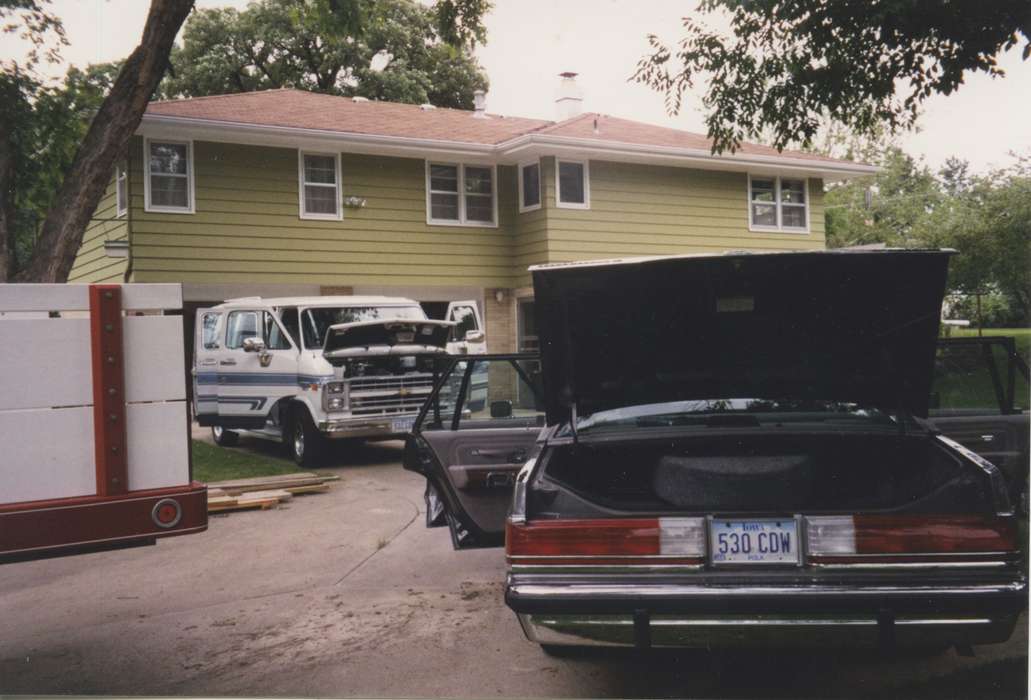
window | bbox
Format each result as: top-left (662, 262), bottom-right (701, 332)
top-left (519, 160), bottom-right (541, 212)
top-left (115, 163), bottom-right (128, 218)
top-left (556, 159), bottom-right (589, 209)
top-left (299, 152), bottom-right (342, 220)
top-left (448, 304), bottom-right (479, 342)
top-left (422, 358), bottom-right (543, 431)
top-left (279, 307), bottom-right (301, 347)
top-left (749, 176), bottom-right (809, 232)
top-left (225, 311), bottom-right (259, 349)
top-left (426, 162), bottom-right (497, 226)
top-left (201, 312), bottom-right (221, 349)
top-left (145, 139), bottom-right (193, 213)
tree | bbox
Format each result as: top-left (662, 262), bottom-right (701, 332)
top-left (160, 0), bottom-right (489, 109)
top-left (633, 1), bottom-right (1030, 154)
top-left (825, 147), bottom-right (1031, 324)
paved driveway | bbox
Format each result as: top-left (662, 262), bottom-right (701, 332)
top-left (1, 435), bottom-right (1027, 698)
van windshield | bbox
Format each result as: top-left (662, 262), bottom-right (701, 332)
top-left (302, 306), bottom-right (425, 349)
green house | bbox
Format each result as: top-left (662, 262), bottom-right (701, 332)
top-left (71, 83), bottom-right (873, 353)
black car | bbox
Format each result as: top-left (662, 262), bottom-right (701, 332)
top-left (403, 249), bottom-right (1027, 652)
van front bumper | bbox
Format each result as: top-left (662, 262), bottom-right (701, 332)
top-left (318, 416), bottom-right (415, 439)
top-left (506, 576), bottom-right (1027, 649)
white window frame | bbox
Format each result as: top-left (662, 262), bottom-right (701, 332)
top-left (115, 163), bottom-right (128, 218)
top-left (555, 158), bottom-right (590, 210)
top-left (518, 159), bottom-right (542, 213)
top-left (298, 150), bottom-right (343, 221)
top-left (425, 161), bottom-right (498, 228)
top-left (748, 175), bottom-right (810, 234)
top-left (143, 138), bottom-right (195, 214)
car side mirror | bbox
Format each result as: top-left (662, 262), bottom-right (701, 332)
top-left (464, 329), bottom-right (485, 344)
top-left (490, 400), bottom-right (513, 418)
top-left (242, 337), bottom-right (266, 353)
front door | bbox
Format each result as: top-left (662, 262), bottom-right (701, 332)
top-left (404, 354), bottom-right (544, 549)
top-left (217, 309), bottom-right (300, 428)
top-left (445, 300), bottom-right (485, 354)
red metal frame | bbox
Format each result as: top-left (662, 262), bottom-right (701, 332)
top-left (90, 284), bottom-right (128, 496)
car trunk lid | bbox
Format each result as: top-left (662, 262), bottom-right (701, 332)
top-left (530, 249), bottom-right (953, 425)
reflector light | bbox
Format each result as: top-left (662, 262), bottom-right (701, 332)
top-left (806, 515), bottom-right (1017, 559)
top-left (506, 517), bottom-right (705, 563)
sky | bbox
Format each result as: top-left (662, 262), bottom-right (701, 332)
top-left (3, 0), bottom-right (1029, 173)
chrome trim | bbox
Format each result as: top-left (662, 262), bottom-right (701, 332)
top-left (809, 560), bottom-right (1011, 570)
top-left (508, 581), bottom-right (1026, 599)
top-left (510, 564), bottom-right (705, 574)
top-left (508, 554), bottom-right (703, 561)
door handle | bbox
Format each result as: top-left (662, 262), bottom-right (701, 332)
top-left (472, 448), bottom-right (526, 463)
top-left (199, 358), bottom-right (217, 366)
top-left (220, 359), bottom-right (237, 366)
top-left (980, 434), bottom-right (996, 443)
top-left (485, 472), bottom-right (515, 488)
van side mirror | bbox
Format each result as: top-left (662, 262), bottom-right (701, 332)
top-left (490, 400), bottom-right (513, 418)
top-left (464, 329), bottom-right (485, 344)
top-left (242, 337), bottom-right (266, 353)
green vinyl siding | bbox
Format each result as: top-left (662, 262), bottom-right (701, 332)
top-left (129, 140), bottom-right (519, 287)
top-left (76, 137), bottom-right (827, 289)
top-left (68, 170), bottom-right (128, 283)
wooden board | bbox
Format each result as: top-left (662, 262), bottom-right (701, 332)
top-left (0, 284), bottom-right (182, 312)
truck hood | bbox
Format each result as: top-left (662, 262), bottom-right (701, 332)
top-left (531, 249), bottom-right (953, 426)
top-left (322, 319), bottom-right (453, 357)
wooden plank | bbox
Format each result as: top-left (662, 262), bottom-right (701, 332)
top-left (205, 472), bottom-right (323, 489)
top-left (0, 406), bottom-right (95, 504)
top-left (0, 284), bottom-right (181, 312)
top-left (126, 401), bottom-right (190, 491)
top-left (284, 484), bottom-right (330, 495)
top-left (123, 316), bottom-right (186, 403)
top-left (216, 478), bottom-right (326, 495)
top-left (235, 489), bottom-right (293, 502)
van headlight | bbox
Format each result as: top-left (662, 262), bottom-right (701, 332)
top-left (323, 382), bottom-right (349, 412)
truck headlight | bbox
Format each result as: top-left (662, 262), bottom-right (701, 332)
top-left (323, 381), bottom-right (349, 412)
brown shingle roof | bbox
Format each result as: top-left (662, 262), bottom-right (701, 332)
top-left (145, 89), bottom-right (861, 166)
top-left (540, 113), bottom-right (845, 163)
top-left (146, 88), bottom-right (551, 145)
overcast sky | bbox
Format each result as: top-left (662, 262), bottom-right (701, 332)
top-left (4, 0), bottom-right (1029, 173)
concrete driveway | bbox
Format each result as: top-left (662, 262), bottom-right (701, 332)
top-left (1, 435), bottom-right (1027, 698)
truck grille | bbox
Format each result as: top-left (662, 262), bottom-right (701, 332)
top-left (348, 373), bottom-right (436, 416)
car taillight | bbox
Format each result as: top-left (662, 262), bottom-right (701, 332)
top-left (806, 515), bottom-right (1017, 563)
top-left (506, 517), bottom-right (705, 565)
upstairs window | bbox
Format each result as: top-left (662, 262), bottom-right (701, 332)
top-left (426, 162), bottom-right (496, 226)
top-left (556, 159), bottom-right (589, 209)
top-left (299, 152), bottom-right (342, 220)
top-left (519, 160), bottom-right (541, 212)
top-left (749, 175), bottom-right (809, 232)
top-left (115, 163), bottom-right (128, 218)
top-left (145, 139), bottom-right (193, 213)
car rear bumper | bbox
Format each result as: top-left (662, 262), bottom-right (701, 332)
top-left (507, 577), bottom-right (1027, 649)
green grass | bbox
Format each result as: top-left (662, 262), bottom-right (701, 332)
top-left (950, 326), bottom-right (1031, 362)
top-left (191, 439), bottom-right (301, 484)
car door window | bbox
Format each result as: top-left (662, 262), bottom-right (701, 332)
top-left (423, 357), bottom-right (543, 431)
top-left (448, 304), bottom-right (478, 342)
top-left (225, 311), bottom-right (259, 350)
top-left (200, 312), bottom-right (221, 349)
top-left (279, 307), bottom-right (300, 348)
top-left (930, 340), bottom-right (1029, 415)
top-left (263, 311), bottom-right (292, 350)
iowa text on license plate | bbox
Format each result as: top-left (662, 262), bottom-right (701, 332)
top-left (710, 519), bottom-right (799, 564)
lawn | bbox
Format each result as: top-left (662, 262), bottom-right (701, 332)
top-left (950, 326), bottom-right (1031, 363)
top-left (191, 439), bottom-right (301, 483)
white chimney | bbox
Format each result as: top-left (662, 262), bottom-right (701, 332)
top-left (555, 71), bottom-right (583, 120)
top-left (473, 89), bottom-right (488, 118)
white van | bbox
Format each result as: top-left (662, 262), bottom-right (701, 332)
top-left (193, 296), bottom-right (485, 465)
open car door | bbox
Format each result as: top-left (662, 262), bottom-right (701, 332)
top-left (928, 336), bottom-right (1030, 511)
top-left (192, 307), bottom-right (220, 426)
top-left (403, 354), bottom-right (544, 549)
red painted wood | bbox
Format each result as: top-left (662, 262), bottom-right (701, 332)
top-left (0, 483), bottom-right (207, 555)
top-left (89, 285), bottom-right (128, 496)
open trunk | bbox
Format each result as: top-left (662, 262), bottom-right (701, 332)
top-left (535, 432), bottom-right (994, 516)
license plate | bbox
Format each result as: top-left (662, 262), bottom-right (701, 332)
top-left (391, 417), bottom-right (415, 434)
top-left (710, 519), bottom-right (799, 565)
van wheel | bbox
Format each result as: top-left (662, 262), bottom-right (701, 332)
top-left (212, 426), bottom-right (239, 446)
top-left (288, 407), bottom-right (324, 467)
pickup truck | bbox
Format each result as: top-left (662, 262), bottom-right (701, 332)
top-left (193, 295), bottom-right (486, 466)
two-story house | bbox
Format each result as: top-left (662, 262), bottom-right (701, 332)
top-left (71, 77), bottom-right (873, 353)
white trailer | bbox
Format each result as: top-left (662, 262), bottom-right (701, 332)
top-left (0, 283), bottom-right (206, 562)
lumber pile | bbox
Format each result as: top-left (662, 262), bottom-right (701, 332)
top-left (206, 472), bottom-right (339, 513)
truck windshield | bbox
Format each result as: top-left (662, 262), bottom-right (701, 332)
top-left (564, 398), bottom-right (897, 435)
top-left (301, 306), bottom-right (425, 349)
